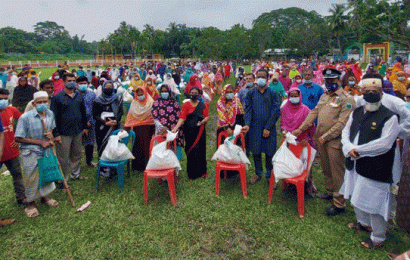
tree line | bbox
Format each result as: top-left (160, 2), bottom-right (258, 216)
top-left (0, 2), bottom-right (409, 60)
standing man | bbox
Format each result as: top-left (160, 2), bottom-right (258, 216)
top-left (242, 69), bottom-right (280, 184)
top-left (77, 66), bottom-right (85, 78)
top-left (0, 89), bottom-right (26, 205)
top-left (85, 66), bottom-right (93, 82)
top-left (298, 69), bottom-right (324, 110)
top-left (51, 73), bottom-right (89, 183)
top-left (293, 68), bottom-right (356, 216)
top-left (0, 67), bottom-right (10, 89)
top-left (238, 73), bottom-right (256, 107)
top-left (25, 80), bottom-right (54, 113)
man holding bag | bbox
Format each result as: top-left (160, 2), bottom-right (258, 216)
top-left (15, 91), bottom-right (61, 218)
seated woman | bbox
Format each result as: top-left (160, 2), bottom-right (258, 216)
top-left (344, 76), bottom-right (361, 97)
top-left (216, 84), bottom-right (244, 139)
top-left (151, 84), bottom-right (184, 159)
top-left (280, 87), bottom-right (316, 194)
top-left (124, 86), bottom-right (155, 171)
top-left (172, 87), bottom-right (209, 180)
top-left (145, 77), bottom-right (159, 100)
top-left (129, 73), bottom-right (144, 93)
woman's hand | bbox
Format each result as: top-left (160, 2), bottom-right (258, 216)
top-left (171, 127), bottom-right (178, 133)
top-left (300, 139), bottom-right (308, 147)
top-left (226, 128), bottom-right (233, 136)
top-left (161, 127), bottom-right (168, 134)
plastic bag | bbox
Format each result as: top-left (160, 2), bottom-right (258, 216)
top-left (37, 149), bottom-right (64, 187)
top-left (211, 125), bottom-right (251, 166)
top-left (272, 133), bottom-right (304, 182)
top-left (146, 131), bottom-right (181, 171)
top-left (101, 134), bottom-right (135, 162)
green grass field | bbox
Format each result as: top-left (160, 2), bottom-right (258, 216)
top-left (0, 67), bottom-right (409, 259)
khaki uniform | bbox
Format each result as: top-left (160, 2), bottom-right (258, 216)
top-left (299, 88), bottom-right (356, 208)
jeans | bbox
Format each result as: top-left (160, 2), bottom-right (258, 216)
top-left (253, 153), bottom-right (273, 179)
top-left (84, 144), bottom-right (94, 165)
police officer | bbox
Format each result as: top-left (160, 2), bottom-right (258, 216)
top-left (293, 68), bottom-right (356, 216)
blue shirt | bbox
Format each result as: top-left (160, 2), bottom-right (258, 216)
top-left (244, 87), bottom-right (280, 156)
top-left (0, 73), bottom-right (8, 89)
top-left (298, 83), bottom-right (324, 110)
top-left (51, 90), bottom-right (88, 136)
top-left (15, 109), bottom-right (56, 155)
top-left (77, 70), bottom-right (85, 77)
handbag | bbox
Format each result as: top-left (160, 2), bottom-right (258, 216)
top-left (37, 148), bottom-right (64, 188)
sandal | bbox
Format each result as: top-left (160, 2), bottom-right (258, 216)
top-left (386, 252), bottom-right (398, 260)
top-left (25, 207), bottom-right (39, 218)
top-left (360, 239), bottom-right (384, 249)
top-left (73, 176), bottom-right (89, 181)
top-left (348, 222), bottom-right (373, 232)
top-left (0, 219), bottom-right (15, 227)
top-left (41, 198), bottom-right (59, 208)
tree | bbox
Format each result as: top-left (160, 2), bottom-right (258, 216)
top-left (348, 0), bottom-right (410, 49)
top-left (327, 4), bottom-right (349, 54)
top-left (34, 21), bottom-right (68, 39)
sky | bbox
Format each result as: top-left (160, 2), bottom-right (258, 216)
top-left (0, 0), bottom-right (347, 42)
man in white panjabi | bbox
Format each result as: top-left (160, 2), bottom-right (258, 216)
top-left (340, 78), bottom-right (400, 249)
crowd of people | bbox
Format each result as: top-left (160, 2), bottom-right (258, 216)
top-left (1, 58), bottom-right (410, 252)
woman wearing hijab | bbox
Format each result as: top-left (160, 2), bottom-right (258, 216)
top-left (183, 67), bottom-right (194, 83)
top-left (201, 72), bottom-right (214, 99)
top-left (382, 80), bottom-right (395, 96)
top-left (341, 68), bottom-right (357, 88)
top-left (172, 86), bottom-right (209, 180)
top-left (392, 71), bottom-right (409, 99)
top-left (145, 69), bottom-right (157, 82)
top-left (124, 86), bottom-right (155, 171)
top-left (217, 84), bottom-right (244, 139)
top-left (184, 74), bottom-right (202, 96)
top-left (214, 68), bottom-right (224, 95)
top-left (145, 77), bottom-right (159, 100)
top-left (344, 76), bottom-right (361, 97)
top-left (151, 84), bottom-right (184, 159)
top-left (92, 81), bottom-right (123, 156)
top-left (162, 72), bottom-right (180, 98)
top-left (12, 76), bottom-right (38, 112)
top-left (290, 74), bottom-right (303, 89)
top-left (129, 73), bottom-right (144, 93)
top-left (280, 87), bottom-right (316, 194)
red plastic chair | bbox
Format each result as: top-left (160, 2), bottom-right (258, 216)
top-left (143, 134), bottom-right (178, 206)
top-left (268, 140), bottom-right (312, 218)
top-left (215, 131), bottom-right (248, 199)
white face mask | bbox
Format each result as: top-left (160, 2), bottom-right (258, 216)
top-left (289, 97), bottom-right (300, 104)
top-left (296, 79), bottom-right (302, 84)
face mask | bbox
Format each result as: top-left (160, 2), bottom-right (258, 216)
top-left (226, 93), bottom-right (234, 100)
top-left (167, 76), bottom-right (171, 80)
top-left (325, 82), bottom-right (339, 92)
top-left (147, 82), bottom-right (152, 85)
top-left (398, 76), bottom-right (406, 81)
top-left (348, 81), bottom-right (356, 86)
top-left (54, 76), bottom-right (59, 80)
top-left (0, 99), bottom-right (9, 109)
top-left (363, 92), bottom-right (381, 103)
top-left (289, 97), bottom-right (300, 104)
top-left (191, 95), bottom-right (199, 101)
top-left (103, 88), bottom-right (113, 96)
top-left (78, 84), bottom-right (88, 92)
top-left (31, 75), bottom-right (36, 79)
top-left (149, 72), bottom-right (152, 75)
top-left (12, 72), bottom-right (16, 76)
top-left (66, 82), bottom-right (77, 90)
top-left (246, 82), bottom-right (253, 87)
top-left (304, 80), bottom-right (312, 84)
top-left (135, 77), bottom-right (139, 80)
top-left (137, 95), bottom-right (145, 101)
top-left (257, 78), bottom-right (266, 87)
top-left (161, 92), bottom-right (169, 99)
top-left (296, 79), bottom-right (302, 84)
top-left (0, 72), bottom-right (3, 75)
top-left (282, 73), bottom-right (286, 77)
top-left (36, 103), bottom-right (48, 113)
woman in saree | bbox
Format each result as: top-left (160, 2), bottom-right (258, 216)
top-left (216, 84), bottom-right (244, 139)
top-left (151, 84), bottom-right (184, 159)
top-left (201, 72), bottom-right (214, 100)
top-left (124, 86), bottom-right (155, 171)
top-left (172, 86), bottom-right (209, 180)
top-left (214, 67), bottom-right (224, 95)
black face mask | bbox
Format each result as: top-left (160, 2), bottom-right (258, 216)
top-left (103, 88), bottom-right (113, 96)
top-left (190, 95), bottom-right (199, 101)
top-left (363, 92), bottom-right (381, 103)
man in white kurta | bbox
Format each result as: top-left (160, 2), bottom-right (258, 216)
top-left (340, 78), bottom-right (400, 248)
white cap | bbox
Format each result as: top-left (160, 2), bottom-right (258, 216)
top-left (33, 91), bottom-right (49, 100)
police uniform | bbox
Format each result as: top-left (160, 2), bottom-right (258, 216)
top-left (298, 68), bottom-right (356, 213)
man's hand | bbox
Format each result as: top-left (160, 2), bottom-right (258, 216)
top-left (40, 140), bottom-right (54, 149)
top-left (10, 141), bottom-right (19, 148)
top-left (318, 137), bottom-right (326, 145)
top-left (54, 136), bottom-right (62, 143)
top-left (44, 131), bottom-right (53, 140)
top-left (82, 129), bottom-right (89, 136)
top-left (292, 129), bottom-right (302, 137)
top-left (348, 149), bottom-right (360, 158)
top-left (241, 125), bottom-right (249, 133)
top-left (263, 129), bottom-right (270, 138)
top-left (87, 122), bottom-right (92, 128)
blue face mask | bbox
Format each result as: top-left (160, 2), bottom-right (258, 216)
top-left (246, 82), bottom-right (253, 87)
top-left (78, 84), bottom-right (88, 92)
top-left (325, 83), bottom-right (339, 92)
top-left (36, 103), bottom-right (48, 113)
top-left (304, 80), bottom-right (312, 84)
top-left (226, 93), bottom-right (234, 100)
top-left (161, 92), bottom-right (169, 99)
top-left (0, 99), bottom-right (8, 109)
top-left (66, 82), bottom-right (77, 90)
top-left (257, 78), bottom-right (267, 87)
top-left (137, 95), bottom-right (145, 101)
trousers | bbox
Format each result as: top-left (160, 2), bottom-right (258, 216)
top-left (354, 206), bottom-right (388, 243)
top-left (253, 153), bottom-right (273, 179)
top-left (55, 133), bottom-right (82, 181)
top-left (3, 156), bottom-right (26, 201)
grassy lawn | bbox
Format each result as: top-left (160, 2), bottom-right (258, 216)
top-left (1, 66), bottom-right (409, 259)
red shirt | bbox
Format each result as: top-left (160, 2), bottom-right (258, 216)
top-left (91, 76), bottom-right (99, 89)
top-left (1, 106), bottom-right (22, 162)
top-left (180, 101), bottom-right (209, 120)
